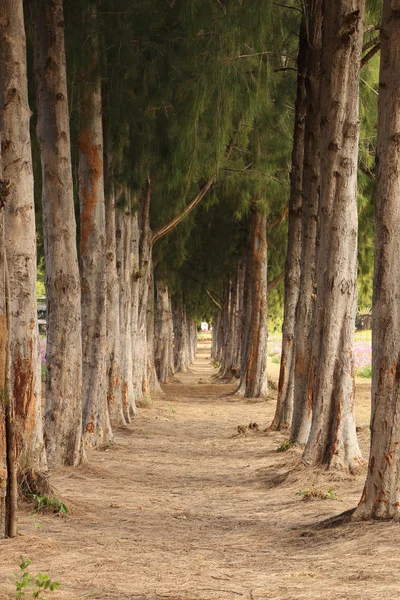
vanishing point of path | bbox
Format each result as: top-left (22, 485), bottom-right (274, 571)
top-left (2, 343), bottom-right (400, 599)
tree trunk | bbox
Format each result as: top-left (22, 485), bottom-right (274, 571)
top-left (290, 0), bottom-right (323, 445)
top-left (31, 0), bottom-right (83, 466)
top-left (154, 275), bottom-right (174, 383)
top-left (173, 301), bottom-right (190, 373)
top-left (353, 2), bottom-right (400, 519)
top-left (78, 3), bottom-right (112, 447)
top-left (0, 172), bottom-right (17, 538)
top-left (0, 0), bottom-right (47, 475)
top-left (271, 19), bottom-right (307, 431)
top-left (105, 184), bottom-right (126, 427)
top-left (302, 0), bottom-right (365, 471)
top-left (116, 202), bottom-right (137, 421)
top-left (240, 205), bottom-right (268, 398)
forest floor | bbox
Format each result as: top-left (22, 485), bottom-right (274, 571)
top-left (1, 342), bottom-right (400, 600)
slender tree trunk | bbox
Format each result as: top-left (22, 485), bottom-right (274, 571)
top-left (0, 0), bottom-right (47, 475)
top-left (353, 3), bottom-right (400, 519)
top-left (154, 275), bottom-right (174, 383)
top-left (290, 0), bottom-right (323, 444)
top-left (173, 301), bottom-right (190, 372)
top-left (272, 20), bottom-right (307, 430)
top-left (0, 173), bottom-right (17, 538)
top-left (105, 184), bottom-right (126, 427)
top-left (240, 205), bottom-right (268, 398)
top-left (31, 0), bottom-right (83, 466)
top-left (302, 0), bottom-right (365, 471)
top-left (78, 3), bottom-right (112, 447)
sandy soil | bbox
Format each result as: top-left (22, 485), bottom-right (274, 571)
top-left (1, 342), bottom-right (399, 600)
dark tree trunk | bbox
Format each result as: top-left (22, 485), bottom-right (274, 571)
top-left (239, 205), bottom-right (268, 398)
top-left (290, 0), bottom-right (323, 445)
top-left (302, 0), bottom-right (365, 471)
top-left (272, 19), bottom-right (308, 430)
top-left (31, 0), bottom-right (83, 466)
top-left (353, 2), bottom-right (400, 519)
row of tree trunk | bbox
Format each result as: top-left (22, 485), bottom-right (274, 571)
top-left (0, 0), bottom-right (199, 538)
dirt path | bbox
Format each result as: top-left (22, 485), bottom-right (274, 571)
top-left (1, 343), bottom-right (400, 600)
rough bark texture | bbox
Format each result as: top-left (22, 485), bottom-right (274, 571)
top-left (0, 174), bottom-right (16, 538)
top-left (302, 0), bottom-right (365, 471)
top-left (173, 301), bottom-right (191, 373)
top-left (79, 3), bottom-right (112, 448)
top-left (272, 21), bottom-right (308, 430)
top-left (31, 0), bottom-right (83, 466)
top-left (0, 0), bottom-right (47, 473)
top-left (240, 206), bottom-right (268, 398)
top-left (353, 3), bottom-right (400, 519)
top-left (154, 276), bottom-right (174, 383)
top-left (116, 203), bottom-right (137, 421)
top-left (290, 0), bottom-right (323, 445)
top-left (105, 185), bottom-right (126, 427)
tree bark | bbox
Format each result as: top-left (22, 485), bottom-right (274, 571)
top-left (290, 0), bottom-right (323, 445)
top-left (173, 301), bottom-right (190, 373)
top-left (353, 2), bottom-right (400, 519)
top-left (0, 0), bottom-right (47, 474)
top-left (78, 2), bottom-right (112, 447)
top-left (154, 275), bottom-right (174, 383)
top-left (271, 19), bottom-right (308, 431)
top-left (302, 0), bottom-right (365, 471)
top-left (240, 205), bottom-right (268, 398)
top-left (31, 0), bottom-right (83, 466)
top-left (0, 169), bottom-right (17, 538)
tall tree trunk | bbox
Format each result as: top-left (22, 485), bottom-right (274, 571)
top-left (78, 3), bottom-right (112, 447)
top-left (0, 0), bottom-right (47, 475)
top-left (31, 0), bottom-right (83, 466)
top-left (272, 19), bottom-right (308, 431)
top-left (173, 301), bottom-right (190, 373)
top-left (116, 202), bottom-right (137, 421)
top-left (353, 3), bottom-right (400, 519)
top-left (105, 184), bottom-right (126, 427)
top-left (154, 275), bottom-right (174, 383)
top-left (240, 205), bottom-right (268, 398)
top-left (0, 173), bottom-right (17, 538)
top-left (290, 0), bottom-right (323, 445)
top-left (302, 0), bottom-right (365, 471)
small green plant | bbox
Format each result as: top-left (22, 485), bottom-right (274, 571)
top-left (355, 365), bottom-right (372, 378)
top-left (31, 494), bottom-right (68, 516)
top-left (212, 360), bottom-right (220, 369)
top-left (277, 439), bottom-right (295, 453)
top-left (168, 403), bottom-right (176, 414)
top-left (271, 355), bottom-right (281, 364)
top-left (296, 487), bottom-right (338, 501)
top-left (15, 556), bottom-right (60, 599)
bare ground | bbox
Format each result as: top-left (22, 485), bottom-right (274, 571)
top-left (1, 343), bottom-right (400, 600)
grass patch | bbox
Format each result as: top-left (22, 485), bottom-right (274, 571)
top-left (355, 365), bottom-right (372, 378)
top-left (31, 494), bottom-right (68, 515)
top-left (277, 439), bottom-right (295, 453)
top-left (296, 487), bottom-right (338, 501)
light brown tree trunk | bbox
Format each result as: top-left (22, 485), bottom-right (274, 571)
top-left (116, 203), bottom-right (137, 421)
top-left (154, 275), bottom-right (174, 383)
top-left (302, 0), bottom-right (365, 471)
top-left (105, 183), bottom-right (126, 427)
top-left (0, 0), bottom-right (47, 475)
top-left (31, 0), bottom-right (83, 466)
top-left (272, 19), bottom-right (307, 431)
top-left (290, 0), bottom-right (323, 445)
top-left (353, 3), bottom-right (400, 519)
top-left (78, 3), bottom-right (112, 447)
top-left (240, 205), bottom-right (268, 398)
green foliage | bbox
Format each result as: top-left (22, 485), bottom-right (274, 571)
top-left (277, 439), bottom-right (294, 453)
top-left (30, 495), bottom-right (68, 516)
top-left (355, 365), bottom-right (372, 379)
top-left (15, 556), bottom-right (60, 599)
top-left (296, 487), bottom-right (338, 501)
